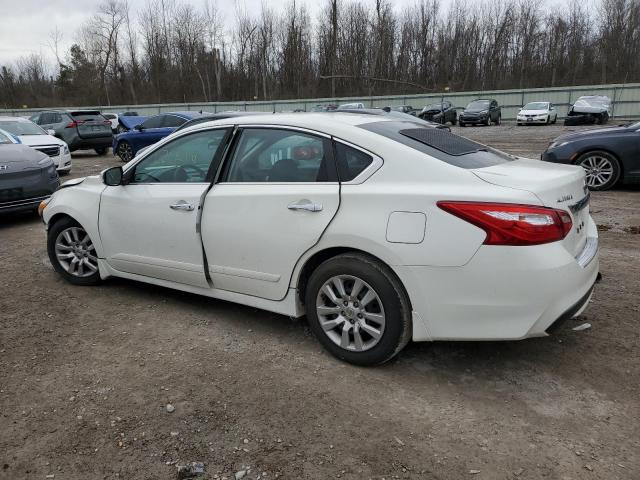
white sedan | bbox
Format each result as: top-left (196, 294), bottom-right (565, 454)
top-left (0, 116), bottom-right (72, 173)
top-left (516, 102), bottom-right (558, 125)
top-left (40, 113), bottom-right (599, 365)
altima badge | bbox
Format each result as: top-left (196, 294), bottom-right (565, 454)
top-left (557, 194), bottom-right (573, 203)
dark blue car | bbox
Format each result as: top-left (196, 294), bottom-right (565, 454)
top-left (113, 111), bottom-right (205, 162)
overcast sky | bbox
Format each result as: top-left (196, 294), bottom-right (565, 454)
top-left (0, 0), bottom-right (463, 66)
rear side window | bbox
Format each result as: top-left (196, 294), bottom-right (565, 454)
top-left (359, 121), bottom-right (513, 169)
top-left (335, 143), bottom-right (374, 181)
top-left (163, 115), bottom-right (187, 127)
top-left (141, 115), bottom-right (163, 129)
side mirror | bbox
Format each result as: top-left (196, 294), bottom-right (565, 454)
top-left (134, 124), bottom-right (144, 131)
top-left (103, 166), bottom-right (123, 186)
top-left (47, 129), bottom-right (56, 136)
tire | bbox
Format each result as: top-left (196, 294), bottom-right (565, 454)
top-left (451, 114), bottom-right (457, 126)
top-left (576, 150), bottom-right (621, 191)
top-left (116, 141), bottom-right (133, 162)
top-left (95, 147), bottom-right (108, 156)
top-left (546, 115), bottom-right (551, 125)
top-left (305, 253), bottom-right (412, 366)
top-left (552, 115), bottom-right (557, 124)
top-left (459, 122), bottom-right (465, 127)
top-left (47, 217), bottom-right (101, 286)
top-left (485, 115), bottom-right (491, 126)
top-left (495, 114), bottom-right (501, 126)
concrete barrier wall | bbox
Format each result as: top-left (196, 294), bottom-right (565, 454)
top-left (2, 83), bottom-right (639, 120)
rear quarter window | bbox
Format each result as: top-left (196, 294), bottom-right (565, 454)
top-left (358, 120), bottom-right (514, 169)
top-left (335, 143), bottom-right (374, 181)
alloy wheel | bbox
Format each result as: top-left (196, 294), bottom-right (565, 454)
top-left (118, 143), bottom-right (133, 162)
top-left (315, 275), bottom-right (386, 352)
top-left (579, 155), bottom-right (614, 189)
top-left (54, 226), bottom-right (98, 278)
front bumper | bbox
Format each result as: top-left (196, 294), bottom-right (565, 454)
top-left (517, 116), bottom-right (547, 124)
top-left (397, 220), bottom-right (599, 341)
top-left (459, 114), bottom-right (488, 124)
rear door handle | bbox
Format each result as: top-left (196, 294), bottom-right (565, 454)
top-left (288, 199), bottom-right (323, 212)
top-left (170, 201), bottom-right (195, 211)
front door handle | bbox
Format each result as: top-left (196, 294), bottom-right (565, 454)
top-left (288, 199), bottom-right (323, 212)
top-left (170, 201), bottom-right (195, 211)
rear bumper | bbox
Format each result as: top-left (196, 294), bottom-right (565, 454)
top-left (398, 219), bottom-right (600, 341)
top-left (68, 137), bottom-right (112, 151)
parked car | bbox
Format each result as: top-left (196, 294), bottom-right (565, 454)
top-left (103, 113), bottom-right (119, 133)
top-left (121, 111), bottom-right (139, 116)
top-left (564, 96), bottom-right (611, 126)
top-left (458, 99), bottom-right (501, 126)
top-left (516, 102), bottom-right (558, 125)
top-left (388, 105), bottom-right (417, 116)
top-left (0, 116), bottom-right (72, 173)
top-left (113, 111), bottom-right (205, 162)
top-left (338, 103), bottom-right (365, 110)
top-left (542, 120), bottom-right (640, 190)
top-left (29, 110), bottom-right (113, 155)
top-left (0, 129), bottom-right (59, 214)
top-left (310, 104), bottom-right (338, 112)
top-left (331, 108), bottom-right (450, 130)
top-left (419, 101), bottom-right (457, 125)
top-left (41, 113), bottom-right (598, 366)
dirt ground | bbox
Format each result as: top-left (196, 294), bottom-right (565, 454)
top-left (1, 123), bottom-right (639, 480)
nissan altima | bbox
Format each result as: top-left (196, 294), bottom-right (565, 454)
top-left (40, 113), bottom-right (599, 365)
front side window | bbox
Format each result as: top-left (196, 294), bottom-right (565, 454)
top-left (131, 129), bottom-right (229, 183)
top-left (141, 115), bottom-right (163, 129)
top-left (225, 128), bottom-right (335, 182)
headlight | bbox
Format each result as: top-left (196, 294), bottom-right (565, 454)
top-left (63, 144), bottom-right (69, 155)
top-left (479, 110), bottom-right (489, 115)
top-left (548, 141), bottom-right (569, 149)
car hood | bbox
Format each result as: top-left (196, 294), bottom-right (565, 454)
top-left (518, 109), bottom-right (548, 115)
top-left (0, 144), bottom-right (49, 172)
top-left (18, 134), bottom-right (65, 147)
top-left (118, 116), bottom-right (148, 129)
top-left (553, 125), bottom-right (632, 143)
top-left (463, 108), bottom-right (487, 113)
top-left (571, 104), bottom-right (609, 114)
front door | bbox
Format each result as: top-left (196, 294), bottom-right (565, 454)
top-left (201, 127), bottom-right (340, 300)
top-left (99, 128), bottom-right (230, 287)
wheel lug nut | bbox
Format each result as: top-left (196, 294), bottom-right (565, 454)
top-left (357, 313), bottom-right (363, 318)
top-left (353, 302), bottom-right (359, 307)
top-left (343, 301), bottom-right (348, 306)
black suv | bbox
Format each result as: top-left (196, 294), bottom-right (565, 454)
top-left (419, 101), bottom-right (457, 125)
top-left (459, 99), bottom-right (501, 127)
top-left (30, 110), bottom-right (113, 155)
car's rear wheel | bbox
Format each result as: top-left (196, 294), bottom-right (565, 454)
top-left (459, 121), bottom-right (465, 127)
top-left (47, 217), bottom-right (101, 286)
top-left (451, 114), bottom-right (457, 126)
top-left (117, 141), bottom-right (133, 162)
top-left (305, 253), bottom-right (411, 366)
top-left (577, 151), bottom-right (621, 191)
top-left (95, 147), bottom-right (108, 156)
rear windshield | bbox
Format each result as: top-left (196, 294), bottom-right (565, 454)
top-left (358, 121), bottom-right (514, 169)
top-left (71, 111), bottom-right (105, 121)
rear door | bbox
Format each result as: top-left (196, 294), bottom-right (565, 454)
top-left (71, 111), bottom-right (112, 139)
top-left (201, 127), bottom-right (340, 300)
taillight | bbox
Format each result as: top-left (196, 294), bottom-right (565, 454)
top-left (437, 201), bottom-right (572, 246)
top-left (65, 120), bottom-right (84, 128)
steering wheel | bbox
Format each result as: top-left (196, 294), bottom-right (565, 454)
top-left (173, 164), bottom-right (208, 182)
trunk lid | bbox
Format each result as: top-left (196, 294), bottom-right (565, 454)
top-left (71, 111), bottom-right (112, 139)
top-left (472, 158), bottom-right (590, 256)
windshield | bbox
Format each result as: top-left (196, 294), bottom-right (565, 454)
top-left (359, 121), bottom-right (513, 169)
top-left (0, 120), bottom-right (46, 136)
top-left (425, 103), bottom-right (444, 110)
top-left (523, 102), bottom-right (548, 110)
top-left (466, 100), bottom-right (490, 110)
top-left (0, 129), bottom-right (15, 144)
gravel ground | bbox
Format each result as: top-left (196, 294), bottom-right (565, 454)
top-left (1, 123), bottom-right (639, 480)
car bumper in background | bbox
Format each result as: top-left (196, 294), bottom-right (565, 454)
top-left (397, 219), bottom-right (599, 342)
top-left (517, 116), bottom-right (547, 124)
top-left (69, 137), bottom-right (113, 151)
top-left (459, 115), bottom-right (487, 124)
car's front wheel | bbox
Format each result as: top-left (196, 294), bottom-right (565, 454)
top-left (47, 217), bottom-right (101, 285)
top-left (577, 150), bottom-right (621, 191)
top-left (117, 141), bottom-right (133, 162)
top-left (305, 253), bottom-right (412, 366)
top-left (95, 147), bottom-right (108, 156)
